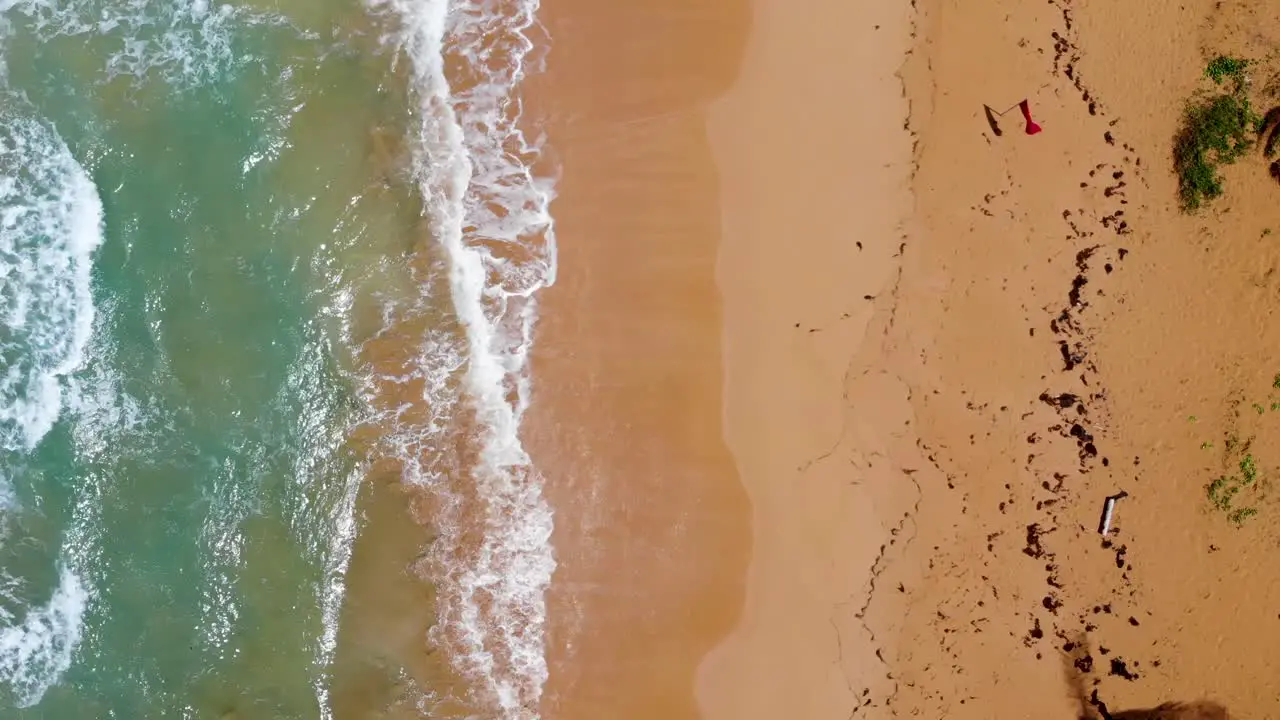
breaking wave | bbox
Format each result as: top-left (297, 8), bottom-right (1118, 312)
top-left (366, 0), bottom-right (558, 715)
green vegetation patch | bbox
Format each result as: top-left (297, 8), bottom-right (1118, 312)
top-left (1207, 447), bottom-right (1261, 526)
top-left (1199, 375), bottom-right (1280, 526)
top-left (1173, 54), bottom-right (1280, 209)
top-left (1174, 88), bottom-right (1259, 211)
top-left (1206, 55), bottom-right (1250, 86)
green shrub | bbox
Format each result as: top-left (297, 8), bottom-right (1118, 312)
top-left (1174, 92), bottom-right (1258, 211)
top-left (1206, 55), bottom-right (1250, 86)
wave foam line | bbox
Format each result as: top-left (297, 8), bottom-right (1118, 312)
top-left (0, 565), bottom-right (88, 708)
top-left (0, 104), bottom-right (104, 451)
top-left (367, 0), bottom-right (557, 716)
top-left (0, 90), bottom-right (103, 712)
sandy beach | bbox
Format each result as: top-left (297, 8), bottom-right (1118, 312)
top-left (508, 0), bottom-right (1280, 717)
top-left (703, 0), bottom-right (1280, 716)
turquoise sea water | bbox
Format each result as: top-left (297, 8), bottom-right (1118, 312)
top-left (0, 0), bottom-right (557, 717)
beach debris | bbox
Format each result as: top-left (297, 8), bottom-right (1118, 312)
top-left (983, 98), bottom-right (1043, 137)
top-left (1023, 522), bottom-right (1050, 558)
top-left (1098, 490), bottom-right (1129, 535)
top-left (983, 104), bottom-right (1004, 136)
top-left (1020, 99), bottom-right (1043, 135)
top-left (1109, 656), bottom-right (1139, 681)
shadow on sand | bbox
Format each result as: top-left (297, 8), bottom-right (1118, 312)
top-left (1102, 702), bottom-right (1230, 720)
top-left (1063, 636), bottom-right (1229, 720)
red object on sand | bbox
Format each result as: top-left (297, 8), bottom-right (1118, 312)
top-left (1020, 99), bottom-right (1043, 135)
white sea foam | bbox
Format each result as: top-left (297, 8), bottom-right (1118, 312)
top-left (11, 275), bottom-right (149, 714)
top-left (365, 0), bottom-right (557, 715)
top-left (0, 0), bottom-right (279, 86)
top-left (63, 342), bottom-right (147, 462)
top-left (0, 104), bottom-right (104, 452)
top-left (0, 564), bottom-right (88, 708)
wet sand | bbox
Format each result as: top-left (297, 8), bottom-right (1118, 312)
top-left (521, 2), bottom-right (752, 718)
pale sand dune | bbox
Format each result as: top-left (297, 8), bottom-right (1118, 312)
top-left (697, 0), bottom-right (919, 718)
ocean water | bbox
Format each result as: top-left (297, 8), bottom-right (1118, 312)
top-left (0, 0), bottom-right (556, 717)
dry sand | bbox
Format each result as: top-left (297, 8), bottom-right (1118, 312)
top-left (708, 0), bottom-right (1280, 716)
top-left (876, 0), bottom-right (1280, 716)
